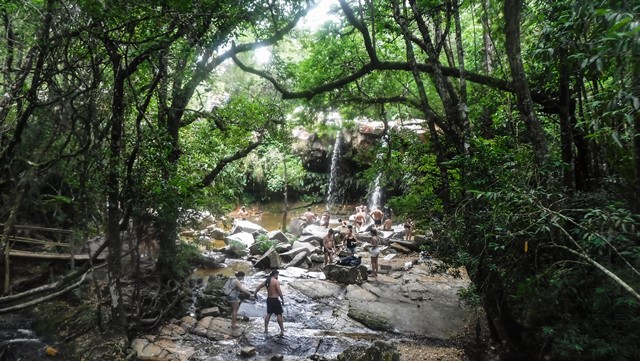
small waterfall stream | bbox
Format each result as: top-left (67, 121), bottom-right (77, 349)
top-left (326, 130), bottom-right (342, 211)
top-left (367, 135), bottom-right (388, 211)
top-left (367, 173), bottom-right (382, 211)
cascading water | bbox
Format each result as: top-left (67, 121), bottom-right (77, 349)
top-left (367, 134), bottom-right (388, 211)
top-left (368, 173), bottom-right (382, 211)
top-left (326, 130), bottom-right (342, 211)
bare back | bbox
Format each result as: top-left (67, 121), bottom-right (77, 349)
top-left (267, 276), bottom-right (282, 298)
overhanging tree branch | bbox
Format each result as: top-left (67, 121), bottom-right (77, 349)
top-left (199, 139), bottom-right (264, 188)
top-left (232, 55), bottom-right (558, 113)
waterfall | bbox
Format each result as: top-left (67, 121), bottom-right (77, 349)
top-left (368, 134), bottom-right (388, 211)
top-left (368, 173), bottom-right (382, 211)
top-left (326, 130), bottom-right (342, 210)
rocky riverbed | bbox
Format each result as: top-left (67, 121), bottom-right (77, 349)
top-left (0, 216), bottom-right (493, 361)
top-left (129, 218), bottom-right (489, 361)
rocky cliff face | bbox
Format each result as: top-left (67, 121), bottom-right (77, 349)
top-left (291, 121), bottom-right (385, 203)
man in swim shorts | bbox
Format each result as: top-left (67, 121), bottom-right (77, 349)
top-left (254, 269), bottom-right (285, 336)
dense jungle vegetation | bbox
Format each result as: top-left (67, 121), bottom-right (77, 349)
top-left (0, 0), bottom-right (638, 360)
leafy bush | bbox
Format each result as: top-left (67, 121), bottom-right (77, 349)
top-left (254, 234), bottom-right (277, 253)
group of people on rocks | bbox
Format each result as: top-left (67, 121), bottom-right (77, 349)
top-left (226, 203), bottom-right (416, 338)
top-left (319, 204), bottom-right (414, 279)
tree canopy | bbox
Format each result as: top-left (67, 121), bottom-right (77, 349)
top-left (1, 0), bottom-right (639, 359)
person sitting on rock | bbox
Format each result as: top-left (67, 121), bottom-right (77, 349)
top-left (320, 211), bottom-right (330, 228)
top-left (383, 218), bottom-right (393, 231)
top-left (238, 206), bottom-right (249, 220)
top-left (345, 225), bottom-right (358, 255)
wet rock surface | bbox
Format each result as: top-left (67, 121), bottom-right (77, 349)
top-left (131, 250), bottom-right (474, 361)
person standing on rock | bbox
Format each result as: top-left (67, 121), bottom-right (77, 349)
top-left (404, 218), bottom-right (414, 241)
top-left (369, 228), bottom-right (381, 277)
top-left (370, 208), bottom-right (384, 229)
top-left (225, 271), bottom-right (253, 329)
top-left (354, 207), bottom-right (366, 231)
top-left (323, 228), bottom-right (336, 266)
top-left (253, 269), bottom-right (285, 336)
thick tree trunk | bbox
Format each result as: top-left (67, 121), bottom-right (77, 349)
top-left (558, 48), bottom-right (574, 191)
top-left (393, 0), bottom-right (452, 210)
top-left (632, 58), bottom-right (640, 211)
top-left (503, 0), bottom-right (548, 163)
top-left (106, 70), bottom-right (126, 331)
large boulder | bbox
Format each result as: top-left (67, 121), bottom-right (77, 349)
top-left (302, 224), bottom-right (328, 237)
top-left (285, 252), bottom-right (311, 269)
top-left (288, 218), bottom-right (307, 237)
top-left (230, 219), bottom-right (266, 236)
top-left (267, 230), bottom-right (290, 243)
top-left (336, 340), bottom-right (400, 361)
top-left (298, 234), bottom-right (322, 246)
top-left (279, 247), bottom-right (310, 262)
top-left (253, 245), bottom-right (282, 270)
top-left (205, 225), bottom-right (226, 240)
top-left (389, 242), bottom-right (413, 254)
top-left (323, 264), bottom-right (368, 285)
top-left (291, 240), bottom-right (319, 254)
top-left (389, 239), bottom-right (421, 252)
top-left (192, 254), bottom-right (225, 269)
top-left (225, 231), bottom-right (255, 248)
top-left (288, 279), bottom-right (342, 299)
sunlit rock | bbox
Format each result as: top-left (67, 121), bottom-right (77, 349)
top-left (279, 246), bottom-right (309, 262)
top-left (289, 279), bottom-right (342, 299)
top-left (226, 231), bottom-right (254, 248)
top-left (230, 219), bottom-right (267, 235)
top-left (267, 230), bottom-right (290, 243)
top-left (253, 245), bottom-right (282, 270)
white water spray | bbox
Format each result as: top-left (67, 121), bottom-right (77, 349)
top-left (326, 130), bottom-right (342, 211)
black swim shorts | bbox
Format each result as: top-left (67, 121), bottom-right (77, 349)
top-left (266, 297), bottom-right (284, 315)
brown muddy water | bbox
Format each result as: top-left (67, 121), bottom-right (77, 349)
top-left (229, 201), bottom-right (358, 231)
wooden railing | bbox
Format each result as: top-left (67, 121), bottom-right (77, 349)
top-left (0, 223), bottom-right (78, 294)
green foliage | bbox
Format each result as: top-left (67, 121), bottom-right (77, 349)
top-left (172, 243), bottom-right (203, 279)
top-left (254, 234), bottom-right (277, 253)
top-left (227, 239), bottom-right (248, 255)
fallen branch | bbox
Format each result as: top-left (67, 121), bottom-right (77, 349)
top-left (0, 238), bottom-right (108, 304)
top-left (0, 268), bottom-right (93, 314)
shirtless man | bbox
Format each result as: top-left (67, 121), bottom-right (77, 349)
top-left (323, 228), bottom-right (336, 266)
top-left (383, 218), bottom-right (392, 231)
top-left (238, 206), bottom-right (249, 220)
top-left (370, 208), bottom-right (384, 229)
top-left (254, 269), bottom-right (285, 336)
top-left (354, 207), bottom-right (367, 231)
top-left (320, 211), bottom-right (330, 228)
top-left (303, 207), bottom-right (316, 224)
